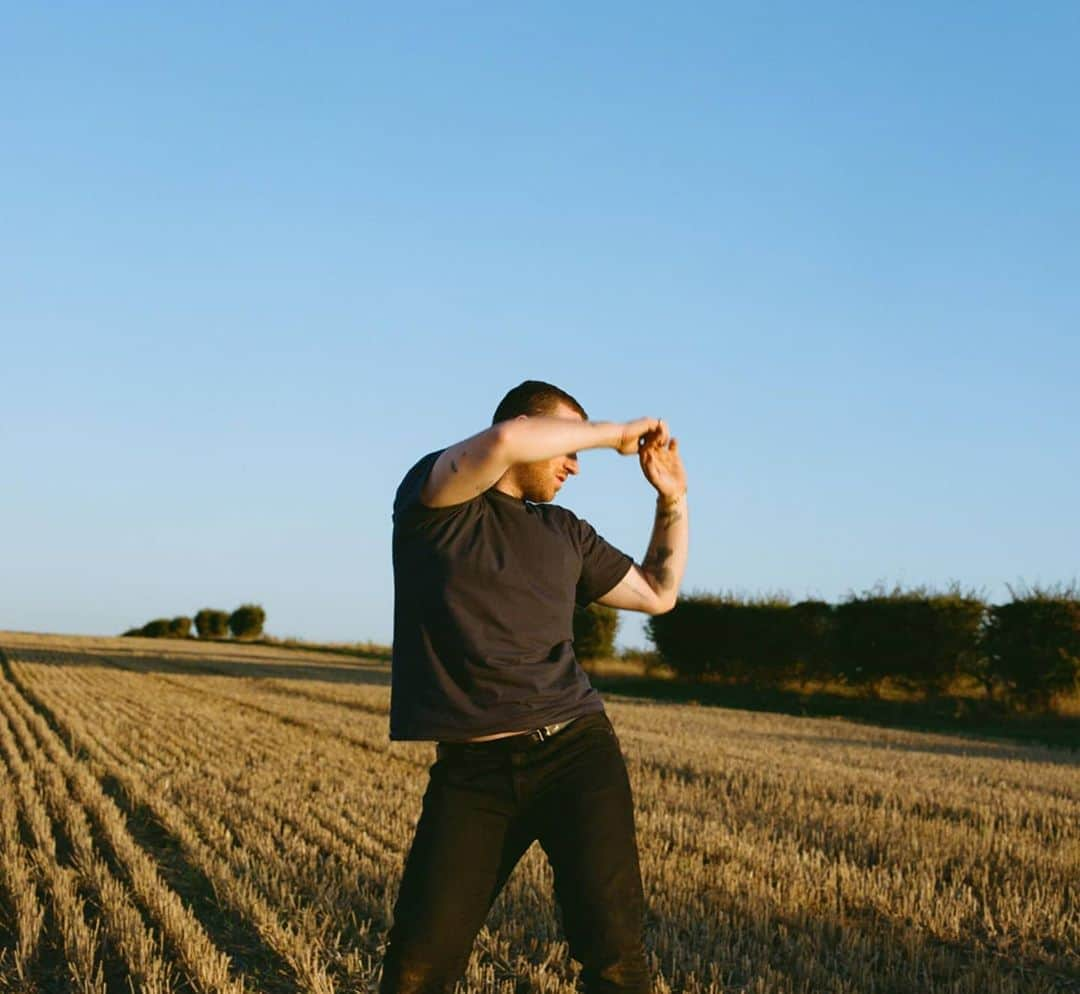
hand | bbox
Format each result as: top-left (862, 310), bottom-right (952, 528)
top-left (639, 424), bottom-right (686, 499)
top-left (616, 417), bottom-right (668, 456)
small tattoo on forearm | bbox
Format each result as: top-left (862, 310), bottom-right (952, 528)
top-left (657, 506), bottom-right (682, 527)
top-left (451, 459), bottom-right (459, 473)
top-left (644, 545), bottom-right (674, 588)
top-left (645, 546), bottom-right (673, 568)
top-left (649, 566), bottom-right (673, 587)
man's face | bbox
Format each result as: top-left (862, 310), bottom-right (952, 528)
top-left (515, 401), bottom-right (583, 503)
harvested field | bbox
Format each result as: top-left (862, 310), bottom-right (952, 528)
top-left (0, 631), bottom-right (1076, 994)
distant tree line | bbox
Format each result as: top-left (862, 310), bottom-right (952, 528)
top-left (122, 604), bottom-right (266, 641)
top-left (646, 583), bottom-right (1080, 713)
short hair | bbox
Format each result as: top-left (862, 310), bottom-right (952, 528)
top-left (492, 380), bottom-right (588, 425)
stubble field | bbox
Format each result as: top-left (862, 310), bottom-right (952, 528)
top-left (0, 631), bottom-right (1076, 994)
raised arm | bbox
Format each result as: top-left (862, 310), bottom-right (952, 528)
top-left (596, 428), bottom-right (688, 614)
top-left (419, 414), bottom-right (665, 509)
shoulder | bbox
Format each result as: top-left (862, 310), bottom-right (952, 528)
top-left (393, 448), bottom-right (456, 518)
top-left (396, 448), bottom-right (443, 490)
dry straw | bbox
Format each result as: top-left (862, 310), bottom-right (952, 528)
top-left (0, 633), bottom-right (1076, 994)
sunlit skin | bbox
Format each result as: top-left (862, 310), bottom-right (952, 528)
top-left (494, 402), bottom-right (686, 506)
top-left (493, 401), bottom-right (585, 503)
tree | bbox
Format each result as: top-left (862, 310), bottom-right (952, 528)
top-left (140, 618), bottom-right (171, 638)
top-left (168, 616), bottom-right (192, 638)
top-left (194, 609), bottom-right (230, 639)
top-left (229, 603), bottom-right (266, 640)
top-left (573, 604), bottom-right (619, 661)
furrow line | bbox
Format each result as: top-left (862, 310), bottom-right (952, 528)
top-left (0, 686), bottom-right (178, 993)
top-left (4, 659), bottom-right (342, 994)
top-left (33, 661), bottom-right (416, 857)
top-left (0, 652), bottom-right (249, 994)
top-left (0, 706), bottom-right (107, 993)
top-left (0, 759), bottom-right (48, 987)
top-left (56, 695), bottom-right (372, 988)
top-left (82, 653), bottom-right (421, 772)
top-left (39, 673), bottom-right (408, 869)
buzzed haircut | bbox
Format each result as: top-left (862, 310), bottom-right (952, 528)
top-left (492, 380), bottom-right (588, 425)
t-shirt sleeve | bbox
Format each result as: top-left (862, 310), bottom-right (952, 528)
top-left (393, 449), bottom-right (476, 522)
top-left (574, 516), bottom-right (635, 608)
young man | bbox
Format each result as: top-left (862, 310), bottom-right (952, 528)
top-left (381, 380), bottom-right (688, 994)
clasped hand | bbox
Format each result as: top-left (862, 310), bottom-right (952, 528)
top-left (617, 418), bottom-right (687, 500)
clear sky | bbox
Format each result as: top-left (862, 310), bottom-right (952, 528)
top-left (4, 3), bottom-right (1077, 650)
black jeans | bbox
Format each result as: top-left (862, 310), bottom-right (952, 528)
top-left (379, 710), bottom-right (651, 994)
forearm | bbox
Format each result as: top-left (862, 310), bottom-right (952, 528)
top-left (642, 491), bottom-right (688, 611)
top-left (498, 416), bottom-right (622, 463)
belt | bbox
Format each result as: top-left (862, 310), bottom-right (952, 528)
top-left (438, 716), bottom-right (581, 756)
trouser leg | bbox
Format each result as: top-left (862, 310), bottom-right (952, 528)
top-left (379, 757), bottom-right (534, 994)
top-left (536, 721), bottom-right (651, 994)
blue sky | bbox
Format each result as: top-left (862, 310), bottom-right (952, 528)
top-left (4, 3), bottom-right (1077, 649)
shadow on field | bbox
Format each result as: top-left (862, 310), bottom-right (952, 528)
top-left (692, 894), bottom-right (1080, 994)
top-left (5, 646), bottom-right (392, 688)
top-left (589, 674), bottom-right (1080, 752)
top-left (9, 642), bottom-right (1077, 753)
top-left (729, 728), bottom-right (1079, 768)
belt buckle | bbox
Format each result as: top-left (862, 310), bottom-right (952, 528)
top-left (534, 721), bottom-right (562, 743)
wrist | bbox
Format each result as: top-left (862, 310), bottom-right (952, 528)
top-left (656, 489), bottom-right (687, 509)
top-left (603, 421), bottom-right (624, 450)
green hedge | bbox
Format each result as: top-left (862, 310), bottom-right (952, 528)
top-left (786, 600), bottom-right (835, 684)
top-left (982, 585), bottom-right (1080, 710)
top-left (830, 585), bottom-right (985, 696)
top-left (573, 603), bottom-right (619, 660)
top-left (646, 595), bottom-right (726, 678)
top-left (643, 584), bottom-right (1080, 711)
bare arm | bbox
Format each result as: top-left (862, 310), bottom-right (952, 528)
top-left (641, 491), bottom-right (689, 611)
top-left (419, 415), bottom-right (664, 509)
top-left (499, 416), bottom-right (625, 463)
top-left (596, 430), bottom-right (688, 614)
top-left (418, 424), bottom-right (509, 508)
top-left (597, 493), bottom-right (688, 614)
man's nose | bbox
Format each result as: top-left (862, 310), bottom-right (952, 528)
top-left (565, 456), bottom-right (579, 475)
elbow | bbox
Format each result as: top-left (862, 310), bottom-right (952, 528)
top-left (489, 419), bottom-right (516, 462)
top-left (651, 594), bottom-right (677, 616)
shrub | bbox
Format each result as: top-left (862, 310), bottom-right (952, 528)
top-left (735, 597), bottom-right (795, 686)
top-left (786, 600), bottom-right (835, 685)
top-left (982, 584), bottom-right (1080, 710)
top-left (573, 603), bottom-right (619, 660)
top-left (830, 584), bottom-right (986, 696)
top-left (646, 594), bottom-right (729, 679)
top-left (194, 608), bottom-right (230, 639)
top-left (229, 603), bottom-right (266, 640)
top-left (140, 618), bottom-right (171, 638)
top-left (168, 616), bottom-right (192, 638)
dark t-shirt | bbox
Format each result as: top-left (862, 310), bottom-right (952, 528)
top-left (389, 448), bottom-right (634, 741)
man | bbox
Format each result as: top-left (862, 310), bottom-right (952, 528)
top-left (381, 380), bottom-right (688, 994)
